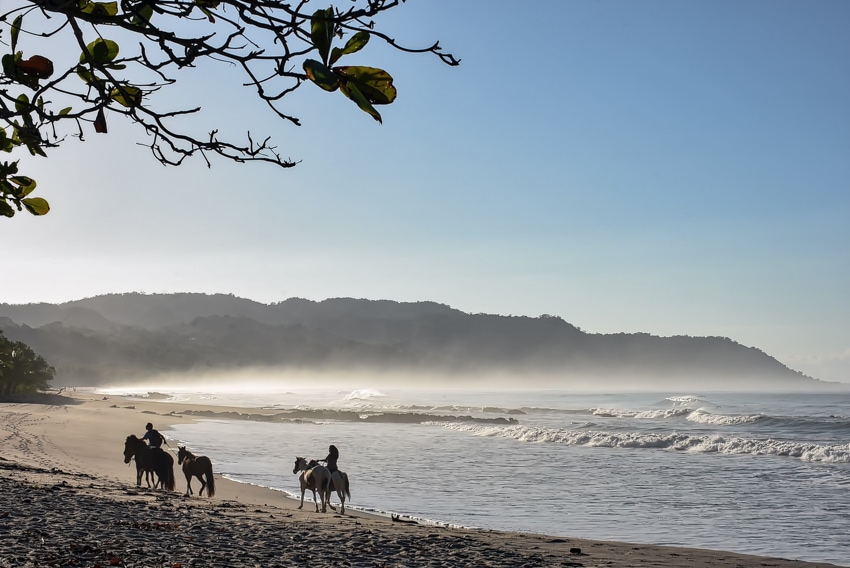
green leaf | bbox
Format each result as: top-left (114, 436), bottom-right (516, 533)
top-left (110, 86), bottom-right (143, 107)
top-left (2, 54), bottom-right (17, 78)
top-left (76, 66), bottom-right (95, 83)
top-left (335, 66), bottom-right (397, 105)
top-left (0, 161), bottom-right (19, 176)
top-left (310, 8), bottom-right (334, 65)
top-left (339, 81), bottom-right (382, 123)
top-left (0, 200), bottom-right (15, 218)
top-left (15, 94), bottom-right (30, 113)
top-left (81, 38), bottom-right (120, 65)
top-left (132, 3), bottom-right (154, 26)
top-left (59, 107), bottom-right (73, 116)
top-left (3, 52), bottom-right (39, 90)
top-left (79, 1), bottom-right (119, 16)
top-left (75, 66), bottom-right (106, 90)
top-left (9, 176), bottom-right (36, 197)
top-left (22, 197), bottom-right (50, 216)
top-left (329, 31), bottom-right (370, 66)
top-left (11, 15), bottom-right (22, 52)
top-left (0, 131), bottom-right (10, 153)
top-left (303, 59), bottom-right (339, 92)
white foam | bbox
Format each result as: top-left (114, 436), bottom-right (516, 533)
top-left (686, 408), bottom-right (764, 425)
top-left (592, 407), bottom-right (692, 419)
top-left (429, 422), bottom-right (850, 463)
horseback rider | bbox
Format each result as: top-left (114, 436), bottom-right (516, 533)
top-left (142, 422), bottom-right (167, 449)
top-left (320, 444), bottom-right (339, 474)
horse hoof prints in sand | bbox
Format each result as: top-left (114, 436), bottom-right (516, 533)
top-left (293, 456), bottom-right (350, 514)
top-left (123, 435), bottom-right (176, 491)
top-left (177, 446), bottom-right (216, 498)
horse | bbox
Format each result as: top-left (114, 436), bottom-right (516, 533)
top-left (123, 435), bottom-right (176, 491)
top-left (177, 446), bottom-right (216, 498)
top-left (327, 469), bottom-right (351, 515)
top-left (293, 456), bottom-right (331, 513)
top-left (123, 434), bottom-right (156, 488)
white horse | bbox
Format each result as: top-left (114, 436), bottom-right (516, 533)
top-left (293, 456), bottom-right (331, 513)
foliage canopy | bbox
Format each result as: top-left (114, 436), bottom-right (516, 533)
top-left (0, 330), bottom-right (55, 395)
top-left (0, 0), bottom-right (458, 217)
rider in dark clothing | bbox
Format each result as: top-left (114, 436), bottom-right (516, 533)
top-left (322, 444), bottom-right (339, 473)
top-left (142, 422), bottom-right (164, 449)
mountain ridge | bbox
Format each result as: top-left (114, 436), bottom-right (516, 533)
top-left (0, 293), bottom-right (838, 391)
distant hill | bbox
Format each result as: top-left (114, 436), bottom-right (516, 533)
top-left (0, 293), bottom-right (837, 391)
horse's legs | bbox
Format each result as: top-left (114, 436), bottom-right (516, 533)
top-left (313, 488), bottom-right (321, 513)
top-left (328, 487), bottom-right (345, 513)
top-left (197, 474), bottom-right (206, 497)
top-left (184, 472), bottom-right (193, 496)
top-left (329, 472), bottom-right (346, 514)
top-left (326, 478), bottom-right (336, 511)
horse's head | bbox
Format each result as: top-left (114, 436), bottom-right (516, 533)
top-left (123, 435), bottom-right (138, 464)
top-left (177, 446), bottom-right (186, 465)
top-left (293, 456), bottom-right (307, 474)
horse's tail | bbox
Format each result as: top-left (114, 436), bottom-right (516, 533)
top-left (161, 452), bottom-right (176, 492)
top-left (205, 461), bottom-right (216, 498)
top-left (343, 473), bottom-right (351, 500)
top-left (165, 466), bottom-right (176, 492)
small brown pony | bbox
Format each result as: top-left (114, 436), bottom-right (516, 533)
top-left (177, 446), bottom-right (216, 498)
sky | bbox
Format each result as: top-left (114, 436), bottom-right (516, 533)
top-left (2, 0), bottom-right (848, 383)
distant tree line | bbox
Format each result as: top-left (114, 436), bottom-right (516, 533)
top-left (0, 330), bottom-right (54, 395)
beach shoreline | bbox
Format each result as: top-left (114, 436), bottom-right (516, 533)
top-left (0, 391), bottom-right (841, 567)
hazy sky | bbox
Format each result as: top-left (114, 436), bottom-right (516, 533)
top-left (2, 1), bottom-right (848, 383)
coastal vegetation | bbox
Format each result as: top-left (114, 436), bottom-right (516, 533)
top-left (0, 329), bottom-right (54, 395)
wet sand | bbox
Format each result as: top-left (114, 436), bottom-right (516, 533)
top-left (0, 392), bottom-right (840, 567)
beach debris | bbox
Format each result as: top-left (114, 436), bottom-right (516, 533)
top-left (391, 514), bottom-right (418, 525)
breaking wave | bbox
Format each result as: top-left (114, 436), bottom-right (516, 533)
top-left (429, 422), bottom-right (850, 463)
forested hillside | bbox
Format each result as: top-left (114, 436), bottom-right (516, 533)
top-left (0, 293), bottom-right (829, 390)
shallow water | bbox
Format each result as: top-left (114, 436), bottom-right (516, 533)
top-left (107, 387), bottom-right (850, 565)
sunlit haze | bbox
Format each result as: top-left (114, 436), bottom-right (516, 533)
top-left (1, 1), bottom-right (848, 383)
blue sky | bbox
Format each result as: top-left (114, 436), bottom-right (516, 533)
top-left (2, 0), bottom-right (848, 382)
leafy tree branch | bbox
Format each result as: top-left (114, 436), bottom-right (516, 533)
top-left (0, 0), bottom-right (459, 217)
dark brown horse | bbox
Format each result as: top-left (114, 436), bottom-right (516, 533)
top-left (177, 446), bottom-right (216, 498)
top-left (123, 435), bottom-right (176, 491)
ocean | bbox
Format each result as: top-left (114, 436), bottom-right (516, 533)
top-left (103, 387), bottom-right (850, 566)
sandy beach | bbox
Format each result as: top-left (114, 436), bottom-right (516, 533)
top-left (0, 392), bottom-right (841, 568)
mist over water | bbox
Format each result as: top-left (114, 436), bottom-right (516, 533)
top-left (106, 385), bottom-right (850, 565)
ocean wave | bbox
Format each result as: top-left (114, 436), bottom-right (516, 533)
top-left (180, 408), bottom-right (518, 425)
top-left (686, 409), bottom-right (765, 425)
top-left (664, 395), bottom-right (705, 406)
top-left (592, 408), bottom-right (693, 419)
top-left (341, 388), bottom-right (386, 401)
top-left (429, 423), bottom-right (850, 463)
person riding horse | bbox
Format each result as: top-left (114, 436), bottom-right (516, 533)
top-left (142, 422), bottom-right (167, 449)
top-left (319, 444), bottom-right (339, 473)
